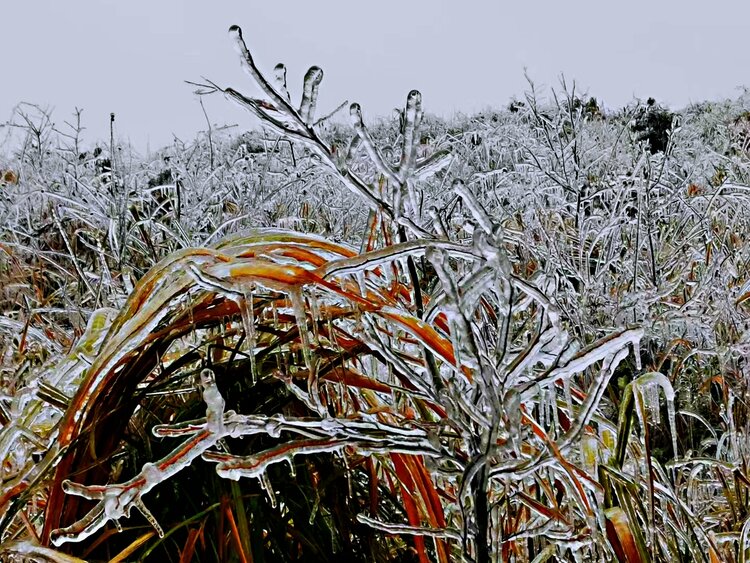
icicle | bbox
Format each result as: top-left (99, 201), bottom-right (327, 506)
top-left (344, 455), bottom-right (353, 499)
top-left (632, 371), bottom-right (678, 460)
top-left (727, 390), bottom-right (737, 459)
top-left (381, 258), bottom-right (395, 287)
top-left (287, 288), bottom-right (326, 413)
top-left (453, 179), bottom-right (493, 234)
top-left (562, 377), bottom-right (574, 433)
top-left (272, 300), bottom-right (280, 329)
top-left (241, 290), bottom-right (258, 384)
top-left (134, 499), bottom-right (164, 538)
top-left (288, 289), bottom-right (312, 373)
top-left (308, 292), bottom-right (321, 341)
top-left (665, 389), bottom-right (679, 462)
top-left (503, 390), bottom-right (522, 456)
top-left (395, 257), bottom-right (414, 294)
top-left (355, 271), bottom-right (368, 298)
top-left (645, 384), bottom-right (659, 424)
top-left (632, 338), bottom-right (642, 371)
top-left (259, 472), bottom-right (277, 508)
top-left (426, 205), bottom-right (448, 237)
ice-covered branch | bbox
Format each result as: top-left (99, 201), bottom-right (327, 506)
top-left (50, 369), bottom-right (225, 546)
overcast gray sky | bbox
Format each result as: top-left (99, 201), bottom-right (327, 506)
top-left (1, 0), bottom-right (747, 152)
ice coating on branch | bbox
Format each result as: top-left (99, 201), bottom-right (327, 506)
top-left (47, 307), bottom-right (118, 395)
top-left (522, 328), bottom-right (644, 399)
top-left (557, 346), bottom-right (631, 454)
top-left (427, 205), bottom-right (448, 237)
top-left (65, 257), bottom-right (212, 436)
top-left (414, 150), bottom-right (453, 181)
top-left (0, 540), bottom-right (89, 562)
top-left (228, 25), bottom-right (289, 113)
top-left (265, 414), bottom-right (283, 438)
top-left (474, 230), bottom-right (512, 277)
top-left (349, 103), bottom-right (400, 187)
top-left (454, 180), bottom-right (494, 235)
top-left (425, 247), bottom-right (477, 365)
top-left (51, 368), bottom-right (227, 546)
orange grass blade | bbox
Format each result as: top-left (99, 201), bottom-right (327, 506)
top-left (604, 507), bottom-right (645, 563)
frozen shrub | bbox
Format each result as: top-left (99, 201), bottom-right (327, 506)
top-left (631, 97), bottom-right (675, 154)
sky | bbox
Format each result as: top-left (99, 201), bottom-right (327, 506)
top-left (1, 0), bottom-right (747, 153)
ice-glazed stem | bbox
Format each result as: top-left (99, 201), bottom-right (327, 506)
top-left (350, 103), bottom-right (401, 186)
top-left (356, 513), bottom-right (462, 541)
top-left (228, 26), bottom-right (301, 122)
top-left (273, 63), bottom-right (290, 102)
top-left (453, 180), bottom-right (494, 235)
top-left (299, 66), bottom-right (323, 126)
top-left (398, 90), bottom-right (423, 180)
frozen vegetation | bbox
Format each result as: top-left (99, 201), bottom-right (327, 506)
top-left (1, 24), bottom-right (750, 562)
